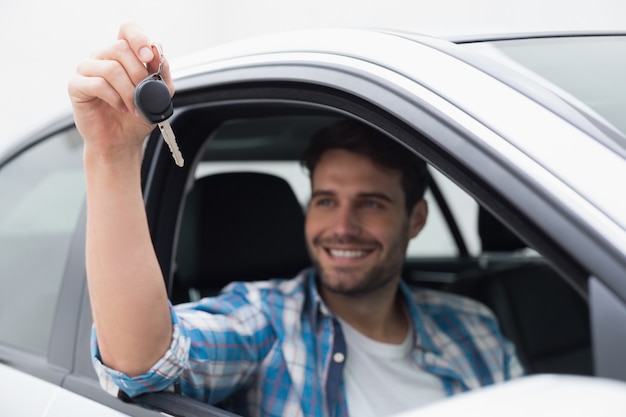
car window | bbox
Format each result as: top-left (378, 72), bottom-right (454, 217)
top-left (0, 128), bottom-right (85, 354)
top-left (164, 106), bottom-right (595, 417)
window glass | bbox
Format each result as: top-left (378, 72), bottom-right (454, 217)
top-left (419, 169), bottom-right (480, 257)
top-left (468, 36), bottom-right (626, 137)
top-left (0, 129), bottom-right (84, 354)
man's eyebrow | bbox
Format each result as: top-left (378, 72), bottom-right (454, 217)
top-left (311, 189), bottom-right (335, 198)
top-left (358, 192), bottom-right (394, 203)
top-left (311, 189), bottom-right (394, 203)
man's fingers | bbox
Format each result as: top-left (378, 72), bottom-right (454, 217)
top-left (68, 74), bottom-right (127, 114)
top-left (75, 58), bottom-right (140, 114)
top-left (118, 22), bottom-right (153, 63)
top-left (91, 40), bottom-right (150, 87)
top-left (116, 23), bottom-right (174, 96)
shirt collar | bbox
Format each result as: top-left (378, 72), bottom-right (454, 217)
top-left (304, 268), bottom-right (334, 331)
top-left (398, 280), bottom-right (441, 354)
top-left (304, 269), bottom-right (442, 354)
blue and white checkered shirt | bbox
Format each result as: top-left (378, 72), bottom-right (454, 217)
top-left (93, 268), bottom-right (523, 416)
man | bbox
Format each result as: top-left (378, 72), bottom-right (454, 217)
top-left (68, 23), bottom-right (522, 417)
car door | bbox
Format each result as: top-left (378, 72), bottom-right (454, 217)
top-left (125, 30), bottom-right (625, 415)
top-left (0, 122), bottom-right (176, 416)
top-left (0, 122), bottom-right (86, 415)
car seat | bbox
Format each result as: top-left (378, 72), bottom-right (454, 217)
top-left (173, 172), bottom-right (311, 302)
top-left (447, 208), bottom-right (593, 375)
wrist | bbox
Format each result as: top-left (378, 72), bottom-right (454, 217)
top-left (83, 141), bottom-right (144, 170)
top-left (83, 142), bottom-right (146, 192)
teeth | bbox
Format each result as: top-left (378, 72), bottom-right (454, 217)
top-left (329, 249), bottom-right (367, 259)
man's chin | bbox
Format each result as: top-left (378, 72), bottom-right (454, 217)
top-left (319, 269), bottom-right (362, 294)
top-left (321, 282), bottom-right (365, 297)
top-left (317, 262), bottom-right (401, 298)
top-left (319, 272), bottom-right (380, 297)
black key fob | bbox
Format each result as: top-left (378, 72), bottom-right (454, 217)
top-left (134, 76), bottom-right (173, 124)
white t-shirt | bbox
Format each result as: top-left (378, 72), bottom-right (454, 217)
top-left (338, 318), bottom-right (447, 417)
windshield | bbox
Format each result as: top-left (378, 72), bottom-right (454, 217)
top-left (465, 35), bottom-right (626, 139)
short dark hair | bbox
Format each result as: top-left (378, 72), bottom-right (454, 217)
top-left (301, 119), bottom-right (429, 212)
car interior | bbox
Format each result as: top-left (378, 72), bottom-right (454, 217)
top-left (162, 112), bottom-right (593, 381)
top-left (173, 171), bottom-right (310, 301)
top-left (445, 208), bottom-right (592, 375)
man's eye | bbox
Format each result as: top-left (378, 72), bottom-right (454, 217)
top-left (314, 198), bottom-right (334, 207)
top-left (362, 200), bottom-right (384, 209)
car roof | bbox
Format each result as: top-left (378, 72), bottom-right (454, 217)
top-left (171, 28), bottom-right (626, 151)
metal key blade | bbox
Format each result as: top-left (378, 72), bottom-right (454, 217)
top-left (158, 121), bottom-right (184, 167)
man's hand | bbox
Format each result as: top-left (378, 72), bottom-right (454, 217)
top-left (68, 22), bottom-right (175, 163)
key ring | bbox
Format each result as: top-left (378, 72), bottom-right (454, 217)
top-left (151, 43), bottom-right (164, 74)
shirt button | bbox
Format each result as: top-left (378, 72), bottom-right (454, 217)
top-left (333, 352), bottom-right (345, 363)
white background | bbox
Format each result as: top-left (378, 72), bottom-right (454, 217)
top-left (1, 0), bottom-right (625, 153)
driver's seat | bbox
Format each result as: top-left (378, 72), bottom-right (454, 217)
top-left (173, 172), bottom-right (311, 303)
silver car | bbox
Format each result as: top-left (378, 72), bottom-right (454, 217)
top-left (1, 29), bottom-right (625, 416)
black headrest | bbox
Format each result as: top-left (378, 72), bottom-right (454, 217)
top-left (478, 207), bottom-right (526, 252)
top-left (176, 172), bottom-right (311, 290)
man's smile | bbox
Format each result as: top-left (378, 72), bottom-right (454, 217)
top-left (327, 248), bottom-right (371, 259)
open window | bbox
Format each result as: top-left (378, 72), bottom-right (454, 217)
top-left (161, 112), bottom-right (591, 379)
top-left (134, 63), bottom-right (601, 414)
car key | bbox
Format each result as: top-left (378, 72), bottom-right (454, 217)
top-left (134, 44), bottom-right (184, 167)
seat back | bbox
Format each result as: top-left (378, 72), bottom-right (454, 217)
top-left (448, 208), bottom-right (592, 375)
top-left (175, 172), bottom-right (311, 300)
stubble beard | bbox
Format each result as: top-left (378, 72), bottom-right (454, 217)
top-left (316, 260), bottom-right (402, 297)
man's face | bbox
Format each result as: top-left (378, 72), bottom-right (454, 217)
top-left (305, 149), bottom-right (427, 297)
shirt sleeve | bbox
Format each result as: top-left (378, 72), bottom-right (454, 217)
top-left (91, 306), bottom-right (190, 398)
top-left (91, 283), bottom-right (278, 403)
top-left (409, 286), bottom-right (526, 390)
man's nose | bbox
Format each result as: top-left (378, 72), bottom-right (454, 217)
top-left (331, 205), bottom-right (360, 236)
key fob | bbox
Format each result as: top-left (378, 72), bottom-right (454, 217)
top-left (134, 76), bottom-right (173, 124)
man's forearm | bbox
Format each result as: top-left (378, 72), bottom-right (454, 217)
top-left (84, 148), bottom-right (173, 376)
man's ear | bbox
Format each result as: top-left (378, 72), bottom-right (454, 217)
top-left (408, 199), bottom-right (428, 239)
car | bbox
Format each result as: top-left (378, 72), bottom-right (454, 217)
top-left (1, 28), bottom-right (626, 416)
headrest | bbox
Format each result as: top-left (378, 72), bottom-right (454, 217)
top-left (478, 207), bottom-right (526, 252)
top-left (176, 172), bottom-right (311, 290)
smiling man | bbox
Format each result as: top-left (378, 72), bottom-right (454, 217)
top-left (298, 120), bottom-right (522, 416)
top-left (302, 120), bottom-right (428, 346)
top-left (69, 24), bottom-right (522, 417)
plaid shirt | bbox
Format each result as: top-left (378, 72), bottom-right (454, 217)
top-left (93, 268), bottom-right (523, 417)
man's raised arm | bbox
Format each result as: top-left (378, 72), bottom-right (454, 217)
top-left (68, 23), bottom-right (174, 376)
